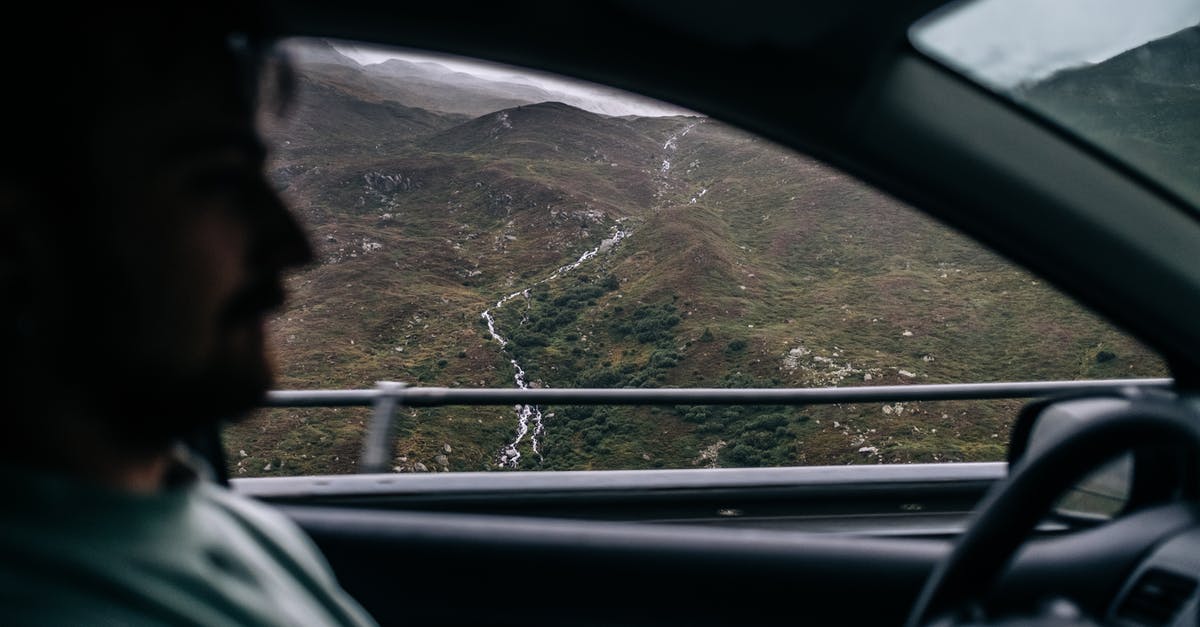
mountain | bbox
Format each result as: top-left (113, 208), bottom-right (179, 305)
top-left (267, 74), bottom-right (468, 155)
top-left (1023, 25), bottom-right (1200, 92)
top-left (423, 101), bottom-right (685, 168)
top-left (1019, 25), bottom-right (1200, 204)
top-left (223, 41), bottom-right (1168, 478)
top-left (361, 58), bottom-right (558, 116)
top-left (290, 38), bottom-right (694, 118)
top-left (286, 38), bottom-right (362, 67)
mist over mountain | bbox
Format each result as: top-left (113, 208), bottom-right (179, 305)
top-left (1020, 25), bottom-right (1200, 204)
top-left (360, 58), bottom-right (554, 117)
top-left (287, 39), bottom-right (695, 118)
top-left (288, 38), bottom-right (362, 67)
top-left (226, 39), bottom-right (1166, 478)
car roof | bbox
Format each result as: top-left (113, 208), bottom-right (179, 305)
top-left (264, 0), bottom-right (1200, 381)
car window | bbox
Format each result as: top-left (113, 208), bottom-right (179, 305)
top-left (224, 37), bottom-right (1167, 478)
top-left (911, 0), bottom-right (1200, 209)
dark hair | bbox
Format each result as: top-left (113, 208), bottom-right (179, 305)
top-left (1, 4), bottom-right (289, 188)
top-left (0, 3), bottom-right (292, 407)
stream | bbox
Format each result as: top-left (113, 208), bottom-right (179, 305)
top-left (482, 120), bottom-right (699, 468)
top-left (482, 227), bottom-right (629, 468)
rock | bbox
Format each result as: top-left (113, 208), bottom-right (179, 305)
top-left (364, 171), bottom-right (416, 194)
top-left (413, 463), bottom-right (429, 472)
top-left (641, 453), bottom-right (652, 461)
top-left (262, 462), bottom-right (273, 472)
top-left (858, 446), bottom-right (879, 455)
top-left (442, 443), bottom-right (452, 454)
top-left (434, 454), bottom-right (449, 466)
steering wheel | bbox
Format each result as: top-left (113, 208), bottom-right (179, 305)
top-left (905, 392), bottom-right (1199, 627)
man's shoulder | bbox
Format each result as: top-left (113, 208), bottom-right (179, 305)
top-left (194, 480), bottom-right (338, 578)
top-left (177, 445), bottom-right (325, 565)
top-left (196, 481), bottom-right (378, 625)
top-left (196, 480), bottom-right (297, 533)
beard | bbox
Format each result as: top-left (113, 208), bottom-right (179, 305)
top-left (97, 341), bottom-right (274, 449)
top-left (87, 298), bottom-right (281, 450)
top-left (23, 210), bottom-right (293, 452)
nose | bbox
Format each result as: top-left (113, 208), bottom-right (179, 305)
top-left (251, 179), bottom-right (314, 271)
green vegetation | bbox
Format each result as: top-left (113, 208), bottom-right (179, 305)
top-left (223, 49), bottom-right (1169, 478)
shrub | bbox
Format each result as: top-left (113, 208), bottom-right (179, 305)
top-left (726, 444), bottom-right (761, 467)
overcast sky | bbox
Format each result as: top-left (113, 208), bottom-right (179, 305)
top-left (334, 1), bottom-right (1200, 108)
top-left (913, 0), bottom-right (1200, 88)
top-left (334, 43), bottom-right (697, 118)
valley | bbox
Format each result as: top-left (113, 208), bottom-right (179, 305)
top-left (222, 39), bottom-right (1168, 478)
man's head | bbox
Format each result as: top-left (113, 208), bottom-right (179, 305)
top-left (0, 6), bottom-right (312, 451)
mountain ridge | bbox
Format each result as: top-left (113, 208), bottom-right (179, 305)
top-left (1019, 25), bottom-right (1199, 204)
top-left (223, 38), bottom-right (1168, 478)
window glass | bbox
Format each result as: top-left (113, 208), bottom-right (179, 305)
top-left (225, 38), bottom-right (1166, 477)
top-left (911, 0), bottom-right (1200, 209)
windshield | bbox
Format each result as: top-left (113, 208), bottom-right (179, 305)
top-left (910, 0), bottom-right (1200, 209)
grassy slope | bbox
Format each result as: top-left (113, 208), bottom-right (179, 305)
top-left (223, 63), bottom-right (1167, 478)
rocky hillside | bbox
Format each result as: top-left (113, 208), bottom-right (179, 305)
top-left (223, 39), bottom-right (1166, 478)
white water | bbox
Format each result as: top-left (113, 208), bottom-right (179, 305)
top-left (483, 226), bottom-right (630, 468)
top-left (658, 121), bottom-right (700, 176)
top-left (486, 119), bottom-right (698, 468)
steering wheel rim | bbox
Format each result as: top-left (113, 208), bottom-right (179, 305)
top-left (905, 391), bottom-right (1199, 627)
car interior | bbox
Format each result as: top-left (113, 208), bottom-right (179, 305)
top-left (194, 0), bottom-right (1200, 625)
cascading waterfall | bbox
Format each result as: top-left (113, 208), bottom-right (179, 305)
top-left (482, 227), bottom-right (629, 468)
top-left (483, 119), bottom-right (698, 468)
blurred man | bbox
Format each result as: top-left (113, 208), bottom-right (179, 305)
top-left (0, 5), bottom-right (376, 625)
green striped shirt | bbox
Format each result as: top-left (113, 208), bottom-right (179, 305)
top-left (0, 462), bottom-right (377, 626)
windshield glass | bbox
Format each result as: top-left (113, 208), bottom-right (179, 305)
top-left (911, 0), bottom-right (1200, 209)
